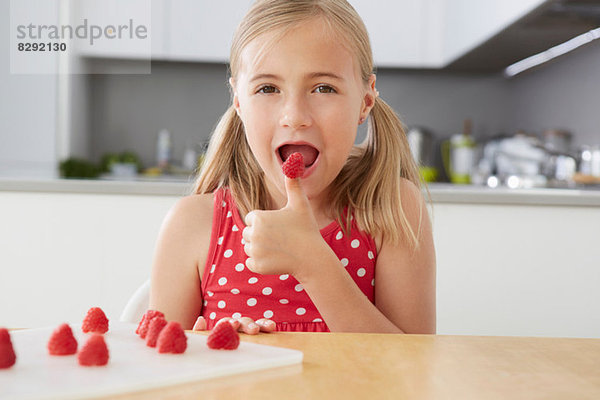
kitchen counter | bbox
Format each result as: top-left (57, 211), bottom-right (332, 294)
top-left (108, 331), bottom-right (600, 399)
top-left (2, 177), bottom-right (600, 206)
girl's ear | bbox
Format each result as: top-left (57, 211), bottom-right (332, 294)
top-left (359, 74), bottom-right (377, 123)
top-left (229, 77), bottom-right (241, 117)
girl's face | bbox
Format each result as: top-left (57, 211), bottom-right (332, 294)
top-left (231, 18), bottom-right (376, 208)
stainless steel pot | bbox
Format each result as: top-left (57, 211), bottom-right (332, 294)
top-left (407, 126), bottom-right (434, 167)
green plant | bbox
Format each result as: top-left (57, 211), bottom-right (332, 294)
top-left (59, 158), bottom-right (100, 179)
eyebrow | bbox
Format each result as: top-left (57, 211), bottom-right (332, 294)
top-left (249, 72), bottom-right (344, 83)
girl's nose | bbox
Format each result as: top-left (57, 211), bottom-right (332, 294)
top-left (279, 95), bottom-right (312, 129)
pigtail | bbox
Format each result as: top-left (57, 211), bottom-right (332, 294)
top-left (193, 105), bottom-right (270, 216)
top-left (330, 97), bottom-right (423, 248)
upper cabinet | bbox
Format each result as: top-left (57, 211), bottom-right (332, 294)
top-left (71, 0), bottom-right (548, 68)
top-left (351, 0), bottom-right (547, 68)
top-left (71, 0), bottom-right (167, 59)
top-left (167, 0), bottom-right (254, 62)
top-left (438, 0), bottom-right (548, 66)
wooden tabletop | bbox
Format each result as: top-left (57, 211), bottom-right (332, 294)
top-left (112, 332), bottom-right (600, 400)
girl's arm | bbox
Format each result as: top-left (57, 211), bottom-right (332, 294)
top-left (297, 179), bottom-right (436, 333)
top-left (244, 178), bottom-right (436, 333)
top-left (148, 194), bottom-right (214, 329)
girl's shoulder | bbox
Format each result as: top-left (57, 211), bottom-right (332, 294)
top-left (165, 192), bottom-right (215, 239)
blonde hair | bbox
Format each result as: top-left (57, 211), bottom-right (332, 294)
top-left (193, 0), bottom-right (423, 248)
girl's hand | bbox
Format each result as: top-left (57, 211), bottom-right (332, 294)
top-left (242, 177), bottom-right (327, 280)
top-left (192, 316), bottom-right (276, 334)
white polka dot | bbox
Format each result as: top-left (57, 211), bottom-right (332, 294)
top-left (279, 299), bottom-right (289, 304)
top-left (210, 264), bottom-right (216, 273)
top-left (241, 238), bottom-right (246, 245)
top-left (368, 251), bottom-right (374, 259)
top-left (234, 263), bottom-right (244, 272)
top-left (222, 201), bottom-right (226, 207)
top-left (335, 231), bottom-right (343, 240)
top-left (351, 239), bottom-right (360, 248)
top-left (218, 277), bottom-right (227, 286)
top-left (357, 268), bottom-right (366, 277)
top-left (232, 312), bottom-right (242, 319)
top-left (371, 279), bottom-right (375, 286)
top-left (223, 249), bottom-right (233, 258)
top-left (203, 300), bottom-right (207, 306)
top-left (262, 287), bottom-right (272, 295)
top-left (263, 310), bottom-right (274, 319)
top-left (217, 300), bottom-right (226, 309)
top-left (340, 258), bottom-right (349, 267)
top-left (230, 288), bottom-right (240, 294)
top-left (248, 277), bottom-right (258, 284)
top-left (296, 308), bottom-right (306, 316)
top-left (226, 211), bottom-right (232, 218)
top-left (313, 318), bottom-right (323, 322)
top-left (279, 274), bottom-right (289, 280)
top-left (207, 291), bottom-right (214, 297)
top-left (247, 298), bottom-right (257, 307)
top-left (209, 312), bottom-right (216, 320)
top-left (232, 224), bottom-right (239, 232)
top-left (294, 284), bottom-right (303, 292)
top-left (217, 236), bottom-right (223, 245)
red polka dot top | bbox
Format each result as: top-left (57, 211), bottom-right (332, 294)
top-left (200, 188), bottom-right (377, 332)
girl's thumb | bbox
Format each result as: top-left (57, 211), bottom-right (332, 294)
top-left (284, 177), bottom-right (310, 211)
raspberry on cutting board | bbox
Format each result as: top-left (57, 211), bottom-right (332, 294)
top-left (0, 327), bottom-right (16, 369)
top-left (145, 316), bottom-right (168, 348)
top-left (137, 310), bottom-right (165, 339)
top-left (207, 321), bottom-right (240, 350)
top-left (47, 323), bottom-right (78, 355)
top-left (282, 152), bottom-right (305, 179)
top-left (78, 334), bottom-right (109, 366)
top-left (82, 307), bottom-right (109, 334)
top-left (157, 321), bottom-right (187, 354)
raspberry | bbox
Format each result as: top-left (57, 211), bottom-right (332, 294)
top-left (47, 323), bottom-right (78, 355)
top-left (82, 307), bottom-right (109, 334)
top-left (157, 321), bottom-right (187, 354)
top-left (206, 321), bottom-right (240, 350)
top-left (282, 152), bottom-right (305, 179)
top-left (145, 316), bottom-right (168, 348)
top-left (77, 334), bottom-right (109, 366)
top-left (0, 328), bottom-right (16, 369)
top-left (137, 310), bottom-right (165, 339)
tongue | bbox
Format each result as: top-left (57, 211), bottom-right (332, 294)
top-left (280, 145), bottom-right (318, 167)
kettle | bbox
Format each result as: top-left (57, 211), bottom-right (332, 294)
top-left (442, 119), bottom-right (476, 184)
top-left (406, 126), bottom-right (438, 182)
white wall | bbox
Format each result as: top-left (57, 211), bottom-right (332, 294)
top-left (0, 0), bottom-right (59, 178)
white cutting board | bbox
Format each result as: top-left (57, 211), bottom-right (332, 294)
top-left (1, 322), bottom-right (303, 400)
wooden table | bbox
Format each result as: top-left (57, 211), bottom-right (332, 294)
top-left (111, 332), bottom-right (600, 400)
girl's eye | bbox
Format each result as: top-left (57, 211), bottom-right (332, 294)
top-left (257, 85), bottom-right (278, 94)
top-left (315, 85), bottom-right (336, 94)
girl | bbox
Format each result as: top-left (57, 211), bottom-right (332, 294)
top-left (149, 0), bottom-right (436, 334)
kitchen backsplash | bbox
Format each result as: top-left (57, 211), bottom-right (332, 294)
top-left (84, 39), bottom-right (600, 175)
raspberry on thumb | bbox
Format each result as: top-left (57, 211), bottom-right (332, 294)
top-left (282, 152), bottom-right (304, 179)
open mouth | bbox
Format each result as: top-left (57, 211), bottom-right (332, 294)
top-left (278, 144), bottom-right (319, 168)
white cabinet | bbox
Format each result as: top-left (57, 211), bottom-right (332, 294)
top-left (70, 0), bottom-right (549, 68)
top-left (350, 1), bottom-right (436, 68)
top-left (167, 0), bottom-right (254, 62)
top-left (440, 0), bottom-right (547, 65)
top-left (0, 190), bottom-right (179, 328)
top-left (433, 202), bottom-right (600, 338)
top-left (71, 0), bottom-right (167, 59)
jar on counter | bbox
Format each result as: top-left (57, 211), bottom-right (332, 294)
top-left (579, 145), bottom-right (600, 177)
top-left (542, 129), bottom-right (572, 153)
top-left (156, 129), bottom-right (172, 169)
